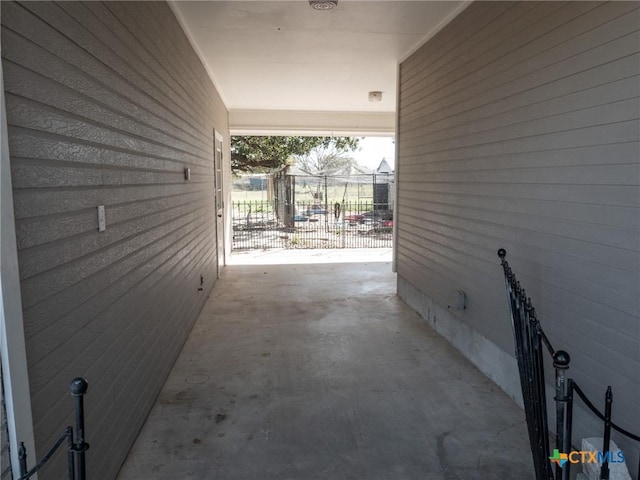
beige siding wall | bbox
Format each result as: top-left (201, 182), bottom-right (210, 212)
top-left (397, 0), bottom-right (639, 466)
top-left (1, 1), bottom-right (229, 479)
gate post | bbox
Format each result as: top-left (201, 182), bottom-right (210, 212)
top-left (600, 387), bottom-right (613, 480)
top-left (18, 442), bottom-right (27, 478)
top-left (341, 201), bottom-right (346, 248)
top-left (553, 350), bottom-right (570, 480)
top-left (70, 378), bottom-right (89, 480)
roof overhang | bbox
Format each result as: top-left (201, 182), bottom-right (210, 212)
top-left (229, 110), bottom-right (396, 136)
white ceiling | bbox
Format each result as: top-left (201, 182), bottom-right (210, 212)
top-left (170, 1), bottom-right (467, 134)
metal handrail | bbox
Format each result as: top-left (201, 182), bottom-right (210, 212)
top-left (17, 429), bottom-right (69, 480)
top-left (18, 378), bottom-right (89, 480)
top-left (570, 383), bottom-right (640, 443)
top-left (498, 249), bottom-right (639, 480)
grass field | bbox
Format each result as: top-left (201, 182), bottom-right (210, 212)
top-left (232, 184), bottom-right (375, 204)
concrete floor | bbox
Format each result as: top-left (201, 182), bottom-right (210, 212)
top-left (116, 253), bottom-right (535, 480)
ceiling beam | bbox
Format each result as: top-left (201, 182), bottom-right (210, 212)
top-left (229, 110), bottom-right (395, 136)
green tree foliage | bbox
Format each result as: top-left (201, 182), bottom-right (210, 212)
top-left (231, 136), bottom-right (360, 173)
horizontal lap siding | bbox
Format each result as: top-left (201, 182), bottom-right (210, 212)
top-left (1, 1), bottom-right (228, 479)
top-left (397, 0), bottom-right (639, 453)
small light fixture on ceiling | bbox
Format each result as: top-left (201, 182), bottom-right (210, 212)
top-left (368, 91), bottom-right (383, 102)
top-left (309, 0), bottom-right (337, 10)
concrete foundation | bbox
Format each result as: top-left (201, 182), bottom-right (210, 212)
top-left (117, 259), bottom-right (535, 479)
top-left (397, 276), bottom-right (523, 407)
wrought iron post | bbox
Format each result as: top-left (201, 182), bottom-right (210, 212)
top-left (66, 426), bottom-right (75, 480)
top-left (14, 378), bottom-right (88, 480)
top-left (372, 174), bottom-right (376, 210)
top-left (18, 442), bottom-right (27, 478)
top-left (324, 175), bottom-right (328, 231)
top-left (563, 379), bottom-right (575, 480)
top-left (553, 350), bottom-right (570, 480)
top-left (70, 377), bottom-right (89, 480)
top-left (341, 200), bottom-right (346, 248)
top-left (292, 175), bottom-right (296, 221)
top-left (600, 386), bottom-right (612, 480)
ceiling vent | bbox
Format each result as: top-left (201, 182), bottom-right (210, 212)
top-left (309, 1), bottom-right (338, 10)
top-left (368, 91), bottom-right (383, 102)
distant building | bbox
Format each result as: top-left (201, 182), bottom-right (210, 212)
top-left (373, 159), bottom-right (394, 211)
top-left (376, 159), bottom-right (393, 175)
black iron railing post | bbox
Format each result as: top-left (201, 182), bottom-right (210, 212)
top-left (291, 176), bottom-right (296, 232)
top-left (15, 378), bottom-right (87, 480)
top-left (66, 426), bottom-right (75, 480)
top-left (498, 249), bottom-right (555, 480)
top-left (498, 249), bottom-right (640, 480)
top-left (341, 200), bottom-right (346, 248)
top-left (553, 350), bottom-right (570, 480)
top-left (18, 442), bottom-right (27, 478)
top-left (600, 386), bottom-right (613, 480)
top-left (563, 379), bottom-right (575, 480)
top-left (70, 377), bottom-right (89, 480)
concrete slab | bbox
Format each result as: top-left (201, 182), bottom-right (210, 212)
top-left (116, 260), bottom-right (535, 480)
top-left (227, 248), bottom-right (393, 265)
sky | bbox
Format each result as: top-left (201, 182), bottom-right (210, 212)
top-left (351, 137), bottom-right (395, 171)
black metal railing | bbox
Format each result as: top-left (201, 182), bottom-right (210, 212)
top-left (498, 249), bottom-right (639, 480)
top-left (232, 200), bottom-right (393, 250)
top-left (17, 378), bottom-right (89, 480)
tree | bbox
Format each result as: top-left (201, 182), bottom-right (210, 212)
top-left (294, 144), bottom-right (369, 204)
top-left (231, 136), bottom-right (360, 173)
top-left (294, 144), bottom-right (365, 176)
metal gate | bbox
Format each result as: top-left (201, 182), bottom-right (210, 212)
top-left (232, 172), bottom-right (394, 251)
top-left (232, 200), bottom-right (392, 250)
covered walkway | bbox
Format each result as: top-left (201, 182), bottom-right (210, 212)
top-left (116, 251), bottom-right (535, 479)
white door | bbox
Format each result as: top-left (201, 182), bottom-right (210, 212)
top-left (213, 133), bottom-right (225, 277)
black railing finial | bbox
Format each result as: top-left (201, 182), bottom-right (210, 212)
top-left (70, 377), bottom-right (88, 396)
top-left (553, 350), bottom-right (570, 369)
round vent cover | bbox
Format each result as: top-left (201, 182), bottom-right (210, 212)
top-left (309, 1), bottom-right (338, 10)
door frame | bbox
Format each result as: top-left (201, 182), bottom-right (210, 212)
top-left (1, 59), bottom-right (37, 479)
top-left (213, 131), bottom-right (225, 277)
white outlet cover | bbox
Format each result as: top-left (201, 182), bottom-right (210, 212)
top-left (97, 205), bottom-right (106, 232)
